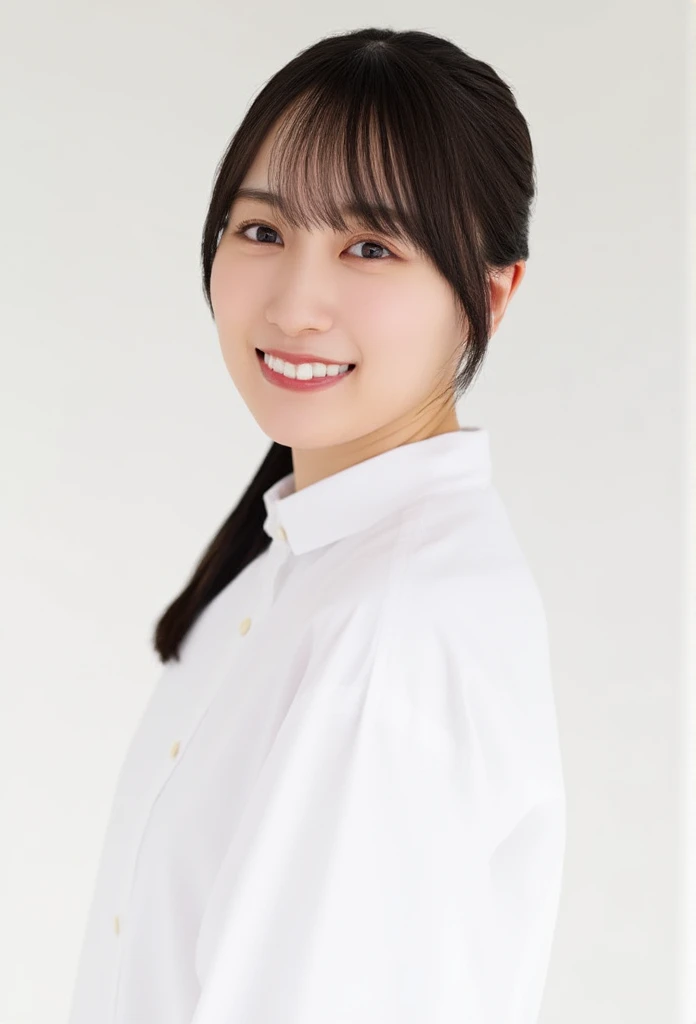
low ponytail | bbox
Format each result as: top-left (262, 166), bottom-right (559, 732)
top-left (152, 442), bottom-right (292, 663)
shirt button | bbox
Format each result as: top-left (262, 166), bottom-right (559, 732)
top-left (239, 617), bottom-right (252, 635)
top-left (276, 525), bottom-right (287, 542)
top-left (114, 914), bottom-right (120, 936)
top-left (170, 740), bottom-right (180, 758)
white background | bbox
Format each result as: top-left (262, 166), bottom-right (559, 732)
top-left (1, 2), bottom-right (693, 1022)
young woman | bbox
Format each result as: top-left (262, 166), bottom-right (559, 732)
top-left (68, 26), bottom-right (566, 1024)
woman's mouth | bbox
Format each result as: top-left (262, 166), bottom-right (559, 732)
top-left (255, 349), bottom-right (356, 393)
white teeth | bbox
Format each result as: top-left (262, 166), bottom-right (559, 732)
top-left (263, 352), bottom-right (352, 380)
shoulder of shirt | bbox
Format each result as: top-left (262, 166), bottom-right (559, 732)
top-left (302, 482), bottom-right (556, 747)
top-left (310, 483), bottom-right (565, 820)
top-left (314, 481), bottom-right (549, 647)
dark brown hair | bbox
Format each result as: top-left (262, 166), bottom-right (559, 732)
top-left (152, 26), bottom-right (536, 663)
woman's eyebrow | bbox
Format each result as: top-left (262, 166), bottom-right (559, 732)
top-left (233, 186), bottom-right (398, 221)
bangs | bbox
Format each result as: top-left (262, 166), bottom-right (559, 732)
top-left (244, 83), bottom-right (437, 253)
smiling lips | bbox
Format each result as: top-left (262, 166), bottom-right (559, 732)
top-left (257, 349), bottom-right (355, 391)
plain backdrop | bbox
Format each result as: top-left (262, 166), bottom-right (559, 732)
top-left (0, 2), bottom-right (693, 1023)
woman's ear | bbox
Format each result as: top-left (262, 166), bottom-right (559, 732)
top-left (489, 261), bottom-right (526, 337)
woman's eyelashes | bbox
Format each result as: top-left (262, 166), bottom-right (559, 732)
top-left (232, 220), bottom-right (396, 261)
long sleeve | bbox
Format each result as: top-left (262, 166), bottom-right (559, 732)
top-left (483, 795), bottom-right (566, 1023)
top-left (189, 604), bottom-right (565, 1024)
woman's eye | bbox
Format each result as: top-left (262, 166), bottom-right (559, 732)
top-left (234, 222), bottom-right (394, 260)
top-left (236, 222), bottom-right (282, 246)
top-left (345, 239), bottom-right (394, 260)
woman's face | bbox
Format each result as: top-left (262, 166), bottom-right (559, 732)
top-left (209, 123), bottom-right (469, 468)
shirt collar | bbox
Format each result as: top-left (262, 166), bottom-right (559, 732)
top-left (262, 426), bottom-right (491, 556)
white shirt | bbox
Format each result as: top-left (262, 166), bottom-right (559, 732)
top-left (67, 426), bottom-right (566, 1024)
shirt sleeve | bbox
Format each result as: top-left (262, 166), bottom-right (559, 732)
top-left (190, 608), bottom-right (565, 1024)
top-left (483, 795), bottom-right (566, 1024)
